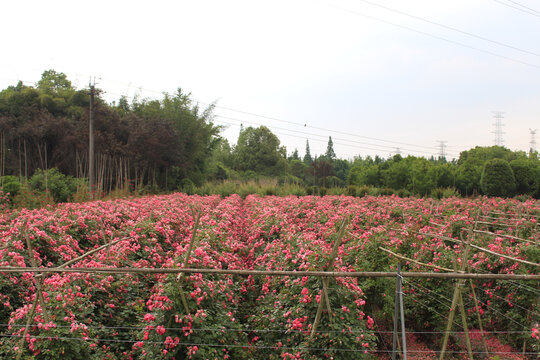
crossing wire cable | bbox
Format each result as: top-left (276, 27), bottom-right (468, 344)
top-left (504, 0), bottom-right (540, 14)
top-left (215, 114), bottom-right (461, 157)
top-left (98, 76), bottom-right (455, 153)
top-left (493, 0), bottom-right (540, 17)
top-left (315, 1), bottom-right (540, 70)
top-left (214, 118), bottom-right (460, 158)
top-left (0, 323), bottom-right (531, 335)
top-left (401, 279), bottom-right (465, 330)
top-left (2, 334), bottom-right (538, 355)
top-left (349, 0), bottom-right (540, 56)
top-left (408, 277), bottom-right (535, 331)
top-left (403, 272), bottom-right (539, 330)
top-left (214, 119), bottom-right (420, 156)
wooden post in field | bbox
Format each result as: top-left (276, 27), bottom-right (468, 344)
top-left (176, 212), bottom-right (201, 315)
top-left (17, 220), bottom-right (49, 360)
top-left (439, 228), bottom-right (475, 360)
top-left (310, 218), bottom-right (347, 338)
top-left (392, 263), bottom-right (407, 360)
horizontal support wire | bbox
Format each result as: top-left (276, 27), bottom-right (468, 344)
top-left (0, 323), bottom-right (530, 335)
top-left (0, 267), bottom-right (538, 280)
top-left (0, 334), bottom-right (538, 355)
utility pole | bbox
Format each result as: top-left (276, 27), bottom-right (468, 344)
top-left (89, 79), bottom-right (95, 200)
top-left (492, 111), bottom-right (505, 146)
top-left (530, 128), bottom-right (537, 153)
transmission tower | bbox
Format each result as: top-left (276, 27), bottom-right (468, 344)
top-left (437, 140), bottom-right (447, 159)
top-left (492, 112), bottom-right (505, 146)
top-left (530, 128), bottom-right (538, 153)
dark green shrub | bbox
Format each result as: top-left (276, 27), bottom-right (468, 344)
top-left (180, 178), bottom-right (196, 195)
top-left (12, 183), bottom-right (54, 209)
top-left (357, 185), bottom-right (371, 197)
top-left (480, 159), bottom-right (516, 197)
top-left (1, 176), bottom-right (21, 198)
top-left (29, 168), bottom-right (78, 203)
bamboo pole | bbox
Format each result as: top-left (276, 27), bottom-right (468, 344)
top-left (176, 212), bottom-right (201, 315)
top-left (472, 229), bottom-right (538, 245)
top-left (311, 218), bottom-right (347, 337)
top-left (458, 287), bottom-right (473, 359)
top-left (440, 236), bottom-right (473, 360)
top-left (392, 272), bottom-right (399, 360)
top-left (16, 220), bottom-right (49, 360)
top-left (14, 235), bottom-right (126, 358)
top-left (379, 247), bottom-right (458, 273)
top-left (1, 267), bottom-right (539, 280)
top-left (398, 263), bottom-right (407, 360)
top-left (22, 224), bottom-right (49, 323)
top-left (419, 232), bottom-right (540, 268)
top-left (35, 237), bottom-right (127, 277)
top-left (467, 267), bottom-right (489, 357)
top-left (438, 278), bottom-right (463, 360)
top-left (16, 294), bottom-right (38, 360)
top-left (322, 279), bottom-right (332, 323)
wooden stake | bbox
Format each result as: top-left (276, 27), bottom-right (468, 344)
top-left (16, 294), bottom-right (38, 360)
top-left (439, 235), bottom-right (472, 360)
top-left (322, 278), bottom-right (332, 323)
top-left (176, 212), bottom-right (201, 315)
top-left (22, 223), bottom-right (49, 323)
top-left (439, 278), bottom-right (462, 360)
top-left (379, 247), bottom-right (457, 273)
top-left (467, 266), bottom-right (489, 356)
top-left (457, 287), bottom-right (473, 359)
top-left (310, 218), bottom-right (347, 337)
top-left (397, 263), bottom-right (407, 360)
top-left (419, 232), bottom-right (540, 268)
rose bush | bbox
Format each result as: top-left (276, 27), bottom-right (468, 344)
top-left (0, 193), bottom-right (537, 358)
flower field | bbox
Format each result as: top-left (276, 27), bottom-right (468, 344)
top-left (0, 194), bottom-right (538, 359)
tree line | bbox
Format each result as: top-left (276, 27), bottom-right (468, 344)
top-left (0, 70), bottom-right (219, 200)
top-left (0, 70), bottom-right (538, 204)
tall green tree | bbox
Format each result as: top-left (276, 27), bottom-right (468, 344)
top-left (232, 126), bottom-right (287, 176)
top-left (325, 136), bottom-right (336, 161)
top-left (289, 148), bottom-right (300, 161)
top-left (303, 140), bottom-right (313, 165)
top-left (312, 157), bottom-right (334, 187)
top-left (37, 70), bottom-right (73, 94)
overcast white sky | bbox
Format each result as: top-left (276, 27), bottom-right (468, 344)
top-left (1, 0), bottom-right (539, 160)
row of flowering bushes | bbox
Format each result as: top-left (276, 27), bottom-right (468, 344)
top-left (0, 193), bottom-right (538, 359)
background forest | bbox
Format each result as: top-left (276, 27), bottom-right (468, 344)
top-left (0, 70), bottom-right (539, 208)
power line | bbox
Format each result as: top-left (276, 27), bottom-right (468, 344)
top-left (505, 0), bottom-right (540, 14)
top-left (352, 0), bottom-right (540, 57)
top-left (215, 115), bottom-right (460, 157)
top-left (217, 118), bottom-right (447, 157)
top-left (99, 76), bottom-right (445, 153)
top-left (93, 77), bottom-right (459, 155)
top-left (493, 0), bottom-right (540, 17)
top-left (316, 1), bottom-right (540, 70)
top-left (206, 103), bottom-right (442, 151)
top-left (0, 69), bottom-right (507, 157)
